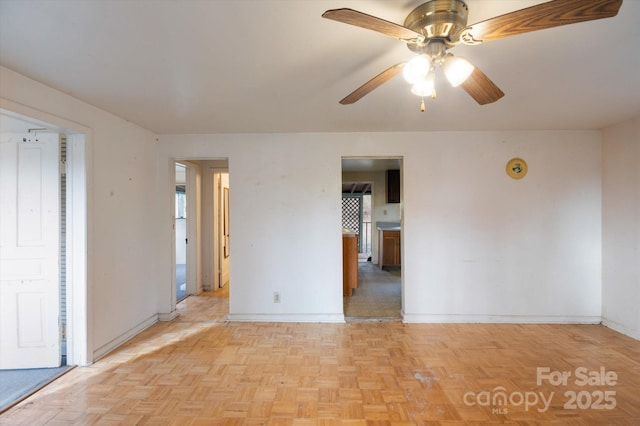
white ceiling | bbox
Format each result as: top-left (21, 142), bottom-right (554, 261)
top-left (1, 0), bottom-right (639, 135)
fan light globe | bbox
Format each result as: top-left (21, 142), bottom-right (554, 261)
top-left (411, 75), bottom-right (435, 97)
top-left (443, 56), bottom-right (474, 87)
top-left (403, 55), bottom-right (430, 84)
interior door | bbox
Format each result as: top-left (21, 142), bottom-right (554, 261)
top-left (0, 133), bottom-right (60, 369)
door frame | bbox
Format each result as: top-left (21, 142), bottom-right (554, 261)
top-left (1, 100), bottom-right (91, 366)
top-left (163, 158), bottom-right (228, 317)
top-left (341, 156), bottom-right (404, 319)
top-left (171, 160), bottom-right (201, 307)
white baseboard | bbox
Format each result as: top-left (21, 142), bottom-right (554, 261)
top-left (92, 314), bottom-right (158, 361)
top-left (601, 317), bottom-right (640, 341)
top-left (158, 310), bottom-right (179, 322)
top-left (228, 313), bottom-right (345, 323)
top-left (402, 313), bottom-right (602, 324)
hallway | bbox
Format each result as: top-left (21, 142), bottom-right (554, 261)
top-left (343, 262), bottom-right (401, 320)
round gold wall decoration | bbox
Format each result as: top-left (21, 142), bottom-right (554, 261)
top-left (506, 158), bottom-right (527, 179)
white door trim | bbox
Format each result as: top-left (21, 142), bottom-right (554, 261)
top-left (184, 162), bottom-right (200, 296)
top-left (65, 133), bottom-right (90, 366)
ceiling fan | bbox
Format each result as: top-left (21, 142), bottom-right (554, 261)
top-left (322, 0), bottom-right (623, 110)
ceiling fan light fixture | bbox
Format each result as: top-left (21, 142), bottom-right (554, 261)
top-left (411, 71), bottom-right (435, 97)
top-left (324, 0), bottom-right (623, 106)
top-left (411, 81), bottom-right (431, 97)
top-left (403, 54), bottom-right (430, 84)
top-left (443, 55), bottom-right (474, 87)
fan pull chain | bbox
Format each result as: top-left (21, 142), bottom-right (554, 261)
top-left (420, 98), bottom-right (425, 112)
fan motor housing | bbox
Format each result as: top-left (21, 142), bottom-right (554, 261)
top-left (404, 0), bottom-right (468, 50)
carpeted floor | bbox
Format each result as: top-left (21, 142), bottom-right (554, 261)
top-left (0, 366), bottom-right (72, 413)
top-left (343, 260), bottom-right (401, 319)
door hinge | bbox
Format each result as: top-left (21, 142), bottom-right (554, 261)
top-left (61, 324), bottom-right (66, 340)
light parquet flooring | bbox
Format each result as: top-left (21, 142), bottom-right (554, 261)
top-left (2, 286), bottom-right (640, 425)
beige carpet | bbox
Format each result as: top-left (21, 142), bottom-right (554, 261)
top-left (343, 261), bottom-right (401, 319)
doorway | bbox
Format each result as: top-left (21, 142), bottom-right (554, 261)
top-left (170, 159), bottom-right (229, 312)
top-left (174, 161), bottom-right (200, 302)
top-left (0, 109), bottom-right (89, 368)
top-left (341, 157), bottom-right (403, 319)
top-left (175, 163), bottom-right (188, 301)
top-left (213, 170), bottom-right (230, 289)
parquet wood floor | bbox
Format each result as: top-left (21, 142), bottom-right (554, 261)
top-left (2, 287), bottom-right (639, 425)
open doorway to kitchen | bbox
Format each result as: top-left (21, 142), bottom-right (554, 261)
top-left (341, 157), bottom-right (403, 320)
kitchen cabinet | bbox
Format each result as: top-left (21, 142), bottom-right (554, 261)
top-left (342, 232), bottom-right (358, 296)
top-left (379, 230), bottom-right (401, 269)
top-left (386, 169), bottom-right (400, 203)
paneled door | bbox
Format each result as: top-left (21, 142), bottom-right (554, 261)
top-left (0, 133), bottom-right (60, 369)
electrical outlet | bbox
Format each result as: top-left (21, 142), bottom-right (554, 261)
top-left (273, 292), bottom-right (281, 303)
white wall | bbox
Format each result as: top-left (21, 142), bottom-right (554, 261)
top-left (159, 136), bottom-right (345, 321)
top-left (602, 116), bottom-right (640, 339)
top-left (1, 66), bottom-right (162, 361)
top-left (159, 131), bottom-right (603, 324)
top-left (5, 64), bottom-right (630, 361)
top-left (401, 131), bottom-right (601, 322)
top-left (0, 114), bottom-right (34, 132)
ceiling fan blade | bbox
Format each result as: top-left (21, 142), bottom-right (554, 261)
top-left (460, 0), bottom-right (623, 45)
top-left (339, 63), bottom-right (405, 105)
top-left (459, 67), bottom-right (504, 105)
top-left (322, 8), bottom-right (423, 42)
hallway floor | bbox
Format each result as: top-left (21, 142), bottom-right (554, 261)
top-left (2, 285), bottom-right (640, 424)
top-left (343, 262), bottom-right (401, 320)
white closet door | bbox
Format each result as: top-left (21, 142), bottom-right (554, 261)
top-left (1, 133), bottom-right (60, 369)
